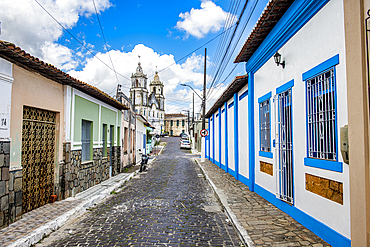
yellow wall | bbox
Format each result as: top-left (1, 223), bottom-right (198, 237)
top-left (343, 0), bottom-right (370, 245)
top-left (10, 65), bottom-right (64, 173)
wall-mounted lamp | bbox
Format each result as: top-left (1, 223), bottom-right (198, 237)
top-left (273, 52), bottom-right (285, 68)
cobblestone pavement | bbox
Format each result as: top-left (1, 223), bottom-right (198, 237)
top-left (196, 158), bottom-right (331, 247)
top-left (0, 199), bottom-right (82, 246)
top-left (37, 137), bottom-right (242, 247)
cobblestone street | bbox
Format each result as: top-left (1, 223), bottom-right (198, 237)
top-left (37, 137), bottom-right (241, 247)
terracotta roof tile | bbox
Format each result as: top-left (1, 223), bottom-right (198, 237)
top-left (0, 40), bottom-right (129, 110)
top-left (234, 0), bottom-right (293, 63)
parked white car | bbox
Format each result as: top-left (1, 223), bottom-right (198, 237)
top-left (180, 139), bottom-right (191, 149)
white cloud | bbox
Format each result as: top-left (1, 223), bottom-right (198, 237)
top-left (0, 0), bottom-right (111, 69)
top-left (67, 44), bottom-right (213, 114)
top-left (41, 42), bottom-right (78, 70)
top-left (175, 1), bottom-right (235, 39)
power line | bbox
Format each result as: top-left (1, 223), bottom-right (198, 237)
top-left (207, 0), bottom-right (250, 95)
top-left (208, 0), bottom-right (241, 80)
top-left (34, 0), bottom-right (131, 84)
top-left (207, 0), bottom-right (258, 98)
top-left (92, 0), bottom-right (120, 87)
top-left (150, 22), bottom-right (237, 78)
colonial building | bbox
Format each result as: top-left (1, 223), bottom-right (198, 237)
top-left (164, 114), bottom-right (188, 136)
top-left (206, 0), bottom-right (351, 246)
top-left (116, 92), bottom-right (136, 169)
top-left (130, 62), bottom-right (165, 134)
top-left (0, 40), bottom-right (128, 228)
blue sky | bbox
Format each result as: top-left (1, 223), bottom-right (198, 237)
top-left (0, 0), bottom-right (268, 113)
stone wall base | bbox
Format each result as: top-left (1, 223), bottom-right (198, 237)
top-left (0, 141), bottom-right (22, 229)
top-left (62, 143), bottom-right (121, 198)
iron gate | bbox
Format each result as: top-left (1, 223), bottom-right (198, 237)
top-left (22, 106), bottom-right (56, 213)
top-left (274, 89), bottom-right (294, 204)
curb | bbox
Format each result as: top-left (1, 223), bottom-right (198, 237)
top-left (194, 158), bottom-right (255, 247)
top-left (7, 171), bottom-right (138, 247)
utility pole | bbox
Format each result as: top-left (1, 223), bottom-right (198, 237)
top-left (193, 93), bottom-right (194, 136)
top-left (201, 48), bottom-right (206, 162)
top-left (202, 48), bottom-right (206, 130)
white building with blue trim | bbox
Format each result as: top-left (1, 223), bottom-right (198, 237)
top-left (205, 0), bottom-right (350, 246)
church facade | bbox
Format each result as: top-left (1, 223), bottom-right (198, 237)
top-left (130, 62), bottom-right (165, 134)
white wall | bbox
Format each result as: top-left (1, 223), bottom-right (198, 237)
top-left (209, 117), bottom-right (213, 160)
top-left (136, 119), bottom-right (146, 163)
top-left (214, 113), bottom-right (219, 163)
top-left (227, 98), bottom-right (235, 171)
top-left (253, 0), bottom-right (349, 238)
top-left (0, 58), bottom-right (13, 141)
top-left (238, 85), bottom-right (249, 179)
top-left (221, 106), bottom-right (225, 166)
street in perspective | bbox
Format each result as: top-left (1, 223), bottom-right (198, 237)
top-left (0, 0), bottom-right (368, 246)
top-left (36, 137), bottom-right (241, 246)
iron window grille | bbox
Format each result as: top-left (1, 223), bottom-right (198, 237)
top-left (306, 68), bottom-right (337, 161)
top-left (81, 120), bottom-right (91, 162)
top-left (260, 100), bottom-right (271, 152)
top-left (274, 89), bottom-right (293, 204)
top-left (103, 124), bottom-right (107, 157)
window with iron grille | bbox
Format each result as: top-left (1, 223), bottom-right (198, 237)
top-left (170, 120), bottom-right (173, 126)
top-left (81, 120), bottom-right (92, 162)
top-left (102, 124), bottom-right (107, 157)
top-left (306, 68), bottom-right (336, 161)
top-left (259, 100), bottom-right (271, 152)
top-left (182, 120), bottom-right (185, 126)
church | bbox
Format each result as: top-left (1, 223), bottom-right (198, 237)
top-left (130, 62), bottom-right (165, 134)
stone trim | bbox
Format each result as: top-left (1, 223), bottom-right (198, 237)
top-left (0, 141), bottom-right (20, 229)
top-left (61, 143), bottom-right (121, 198)
top-left (305, 173), bottom-right (343, 205)
top-left (260, 161), bottom-right (273, 176)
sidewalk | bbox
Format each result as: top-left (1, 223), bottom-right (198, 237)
top-left (195, 157), bottom-right (331, 247)
top-left (0, 172), bottom-right (137, 247)
top-left (0, 145), bottom-right (166, 247)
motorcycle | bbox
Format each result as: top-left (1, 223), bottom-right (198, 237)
top-left (139, 149), bottom-right (149, 172)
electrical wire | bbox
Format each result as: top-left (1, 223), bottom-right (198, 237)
top-left (207, 0), bottom-right (250, 94)
top-left (149, 22), bottom-right (237, 78)
top-left (207, 0), bottom-right (258, 99)
top-left (208, 0), bottom-right (241, 79)
top-left (92, 0), bottom-right (120, 87)
top-left (34, 0), bottom-right (131, 84)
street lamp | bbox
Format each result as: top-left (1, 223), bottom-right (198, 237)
top-left (181, 49), bottom-right (207, 162)
top-left (180, 84), bottom-right (202, 100)
top-left (180, 84), bottom-right (205, 130)
top-left (273, 52), bottom-right (285, 68)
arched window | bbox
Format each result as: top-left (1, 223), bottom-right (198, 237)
top-left (153, 87), bottom-right (156, 93)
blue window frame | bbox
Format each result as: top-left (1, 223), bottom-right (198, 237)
top-left (258, 92), bottom-right (272, 158)
top-left (303, 54), bottom-right (342, 172)
top-left (239, 90), bottom-right (248, 101)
